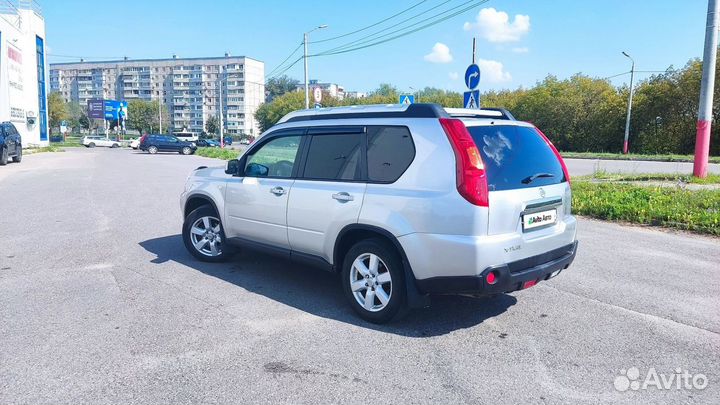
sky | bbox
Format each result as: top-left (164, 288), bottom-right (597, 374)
top-left (43, 0), bottom-right (708, 94)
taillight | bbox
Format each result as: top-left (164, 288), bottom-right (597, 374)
top-left (534, 127), bottom-right (571, 184)
top-left (439, 118), bottom-right (489, 207)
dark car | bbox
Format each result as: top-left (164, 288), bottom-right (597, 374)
top-left (196, 139), bottom-right (220, 147)
top-left (0, 122), bottom-right (22, 165)
top-left (139, 134), bottom-right (197, 155)
top-left (223, 136), bottom-right (233, 145)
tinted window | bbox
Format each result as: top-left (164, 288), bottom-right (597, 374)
top-left (165, 136), bottom-right (179, 143)
top-left (245, 136), bottom-right (301, 178)
top-left (303, 134), bottom-right (362, 181)
top-left (467, 125), bottom-right (565, 191)
top-left (367, 126), bottom-right (415, 182)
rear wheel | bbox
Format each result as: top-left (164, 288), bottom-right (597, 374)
top-left (111, 143), bottom-right (119, 148)
top-left (147, 145), bottom-right (158, 154)
top-left (181, 146), bottom-right (192, 155)
top-left (12, 147), bottom-right (21, 163)
top-left (182, 205), bottom-right (230, 262)
top-left (0, 147), bottom-right (7, 166)
top-left (341, 238), bottom-right (406, 323)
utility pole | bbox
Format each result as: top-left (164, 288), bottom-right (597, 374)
top-left (694, 0), bottom-right (719, 178)
top-left (622, 51), bottom-right (635, 154)
top-left (303, 25), bottom-right (328, 109)
top-left (158, 96), bottom-right (162, 134)
top-left (219, 67), bottom-right (224, 147)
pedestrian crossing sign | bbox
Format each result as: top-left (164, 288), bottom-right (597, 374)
top-left (463, 90), bottom-right (480, 109)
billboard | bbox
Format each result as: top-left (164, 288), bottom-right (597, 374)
top-left (7, 41), bottom-right (25, 123)
top-left (87, 99), bottom-right (105, 119)
top-left (87, 99), bottom-right (129, 121)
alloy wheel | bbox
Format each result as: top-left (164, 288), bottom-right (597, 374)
top-left (349, 253), bottom-right (393, 312)
top-left (189, 216), bottom-right (223, 257)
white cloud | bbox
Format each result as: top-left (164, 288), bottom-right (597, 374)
top-left (463, 8), bottom-right (530, 43)
top-left (511, 47), bottom-right (529, 54)
top-left (424, 42), bottom-right (453, 63)
top-left (477, 59), bottom-right (512, 83)
top-left (449, 71), bottom-right (459, 80)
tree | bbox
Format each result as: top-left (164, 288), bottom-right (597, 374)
top-left (265, 75), bottom-right (300, 102)
top-left (205, 115), bottom-right (220, 135)
top-left (67, 102), bottom-right (89, 131)
top-left (47, 92), bottom-right (68, 134)
top-left (127, 99), bottom-right (168, 134)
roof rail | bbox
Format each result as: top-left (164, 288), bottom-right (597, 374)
top-left (277, 103), bottom-right (450, 124)
top-left (445, 107), bottom-right (516, 120)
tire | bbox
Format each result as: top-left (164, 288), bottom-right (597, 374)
top-left (0, 147), bottom-right (7, 166)
top-left (111, 143), bottom-right (119, 148)
top-left (88, 142), bottom-right (96, 148)
top-left (341, 238), bottom-right (406, 323)
top-left (148, 145), bottom-right (158, 154)
top-left (182, 205), bottom-right (231, 262)
top-left (12, 147), bottom-right (21, 163)
top-left (181, 146), bottom-right (192, 155)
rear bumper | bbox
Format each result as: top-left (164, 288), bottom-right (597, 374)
top-left (415, 241), bottom-right (578, 295)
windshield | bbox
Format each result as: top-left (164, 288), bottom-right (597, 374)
top-left (466, 124), bottom-right (566, 191)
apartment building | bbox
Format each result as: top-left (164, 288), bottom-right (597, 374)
top-left (297, 80), bottom-right (346, 100)
top-left (49, 55), bottom-right (264, 136)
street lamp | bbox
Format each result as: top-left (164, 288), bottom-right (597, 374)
top-left (622, 51), bottom-right (635, 154)
top-left (304, 24), bottom-right (328, 109)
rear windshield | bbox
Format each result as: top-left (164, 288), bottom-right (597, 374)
top-left (466, 125), bottom-right (566, 191)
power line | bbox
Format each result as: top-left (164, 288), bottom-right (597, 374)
top-left (311, 0), bottom-right (430, 44)
top-left (316, 0), bottom-right (462, 55)
top-left (313, 0), bottom-right (487, 57)
top-left (266, 42), bottom-right (303, 78)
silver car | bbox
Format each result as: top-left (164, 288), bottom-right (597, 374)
top-left (180, 104), bottom-right (578, 323)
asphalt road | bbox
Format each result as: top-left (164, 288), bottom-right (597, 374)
top-left (564, 158), bottom-right (720, 176)
top-left (1, 148), bottom-right (718, 405)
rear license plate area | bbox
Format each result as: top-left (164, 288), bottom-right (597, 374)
top-left (522, 208), bottom-right (557, 231)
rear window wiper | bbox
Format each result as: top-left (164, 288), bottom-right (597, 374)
top-left (522, 172), bottom-right (555, 184)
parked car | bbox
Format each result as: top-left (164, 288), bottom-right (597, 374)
top-left (139, 134), bottom-right (197, 155)
top-left (129, 137), bottom-right (142, 149)
top-left (82, 136), bottom-right (121, 148)
top-left (179, 104), bottom-right (577, 323)
top-left (239, 138), bottom-right (251, 145)
top-left (173, 132), bottom-right (199, 143)
top-left (223, 136), bottom-right (233, 145)
top-left (196, 139), bottom-right (221, 147)
top-left (0, 121), bottom-right (22, 165)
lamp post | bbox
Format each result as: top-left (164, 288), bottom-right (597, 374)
top-left (622, 51), bottom-right (635, 154)
top-left (304, 24), bottom-right (328, 109)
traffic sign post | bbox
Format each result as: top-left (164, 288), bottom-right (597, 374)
top-left (399, 94), bottom-right (415, 105)
top-left (464, 57), bottom-right (481, 109)
top-left (313, 87), bottom-right (322, 105)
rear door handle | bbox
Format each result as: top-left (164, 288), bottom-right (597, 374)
top-left (332, 192), bottom-right (354, 202)
top-left (270, 186), bottom-right (286, 196)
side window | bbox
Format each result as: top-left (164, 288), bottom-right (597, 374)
top-left (367, 126), bottom-right (415, 182)
top-left (245, 136), bottom-right (301, 178)
top-left (303, 134), bottom-right (362, 181)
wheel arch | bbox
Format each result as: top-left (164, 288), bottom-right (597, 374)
top-left (184, 193), bottom-right (220, 219)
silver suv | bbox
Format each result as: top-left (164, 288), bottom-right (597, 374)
top-left (180, 104), bottom-right (578, 323)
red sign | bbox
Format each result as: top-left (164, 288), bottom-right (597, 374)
top-left (8, 47), bottom-right (22, 64)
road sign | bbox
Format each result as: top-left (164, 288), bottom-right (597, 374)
top-left (399, 94), bottom-right (415, 105)
top-left (463, 90), bottom-right (480, 109)
top-left (313, 87), bottom-right (322, 103)
top-left (465, 64), bottom-right (481, 90)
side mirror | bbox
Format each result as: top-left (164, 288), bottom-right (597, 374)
top-left (225, 159), bottom-right (240, 175)
top-left (245, 162), bottom-right (269, 177)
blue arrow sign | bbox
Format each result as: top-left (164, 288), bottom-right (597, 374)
top-left (465, 64), bottom-right (481, 90)
top-left (463, 90), bottom-right (480, 109)
top-left (399, 94), bottom-right (415, 105)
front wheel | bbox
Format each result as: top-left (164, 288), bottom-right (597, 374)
top-left (182, 205), bottom-right (230, 262)
top-left (147, 145), bottom-right (158, 154)
top-left (181, 146), bottom-right (192, 155)
top-left (341, 239), bottom-right (406, 323)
